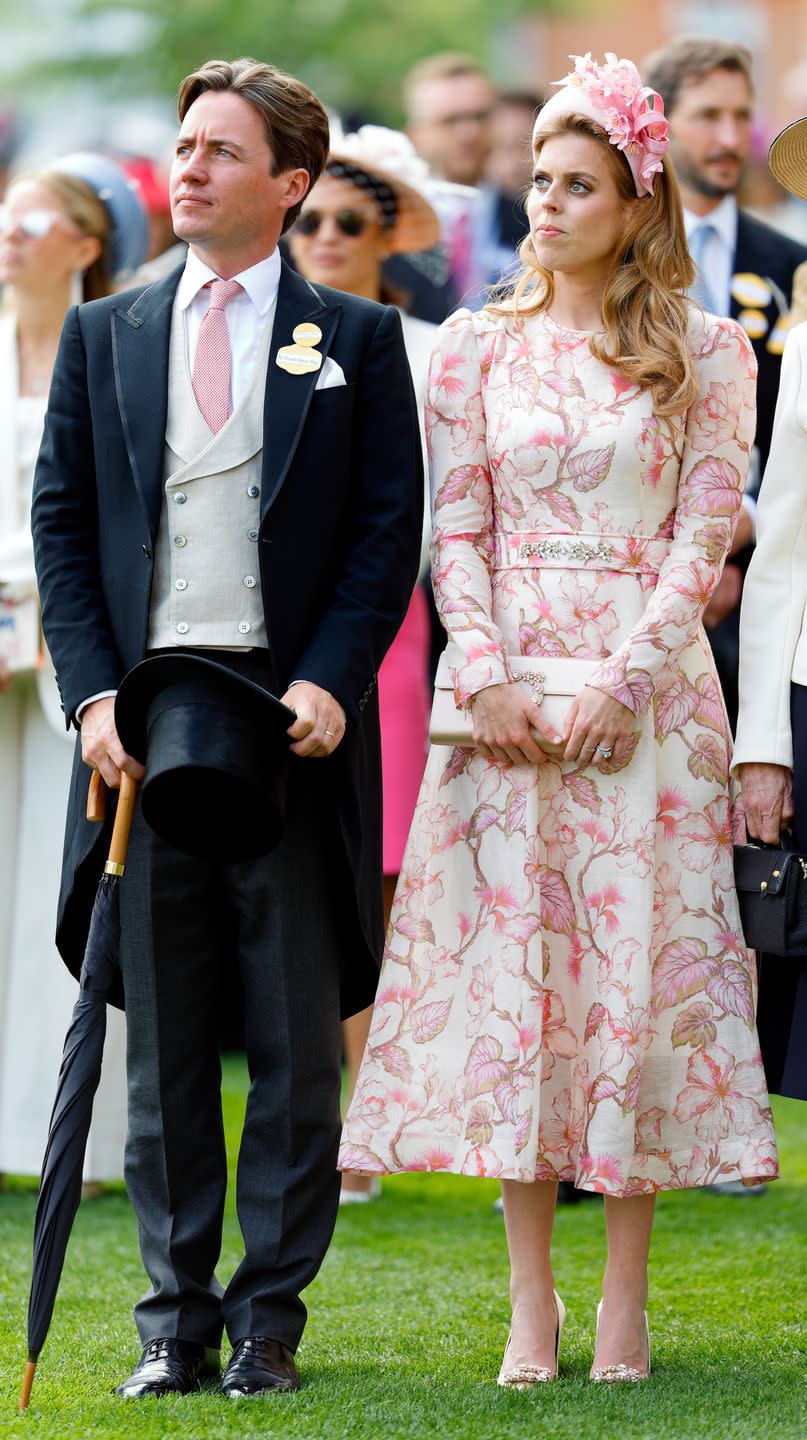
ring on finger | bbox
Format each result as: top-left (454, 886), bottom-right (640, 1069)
top-left (595, 744), bottom-right (613, 759)
top-left (325, 729), bottom-right (335, 738)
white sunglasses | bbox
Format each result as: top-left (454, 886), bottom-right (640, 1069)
top-left (0, 207), bottom-right (68, 239)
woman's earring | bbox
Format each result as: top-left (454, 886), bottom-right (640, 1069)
top-left (70, 272), bottom-right (84, 307)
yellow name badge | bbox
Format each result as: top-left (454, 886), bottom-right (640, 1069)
top-left (276, 323), bottom-right (323, 375)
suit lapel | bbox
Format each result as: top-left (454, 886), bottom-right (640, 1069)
top-left (261, 261), bottom-right (341, 519)
top-left (111, 265), bottom-right (182, 540)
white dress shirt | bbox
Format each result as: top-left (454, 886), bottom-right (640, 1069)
top-left (77, 247), bottom-right (281, 721)
top-left (684, 195), bottom-right (738, 318)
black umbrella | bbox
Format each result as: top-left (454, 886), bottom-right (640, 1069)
top-left (19, 770), bottom-right (138, 1412)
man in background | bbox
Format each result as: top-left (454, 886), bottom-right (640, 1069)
top-left (486, 90), bottom-right (540, 257)
top-left (402, 53), bottom-right (524, 307)
top-left (644, 36), bottom-right (807, 732)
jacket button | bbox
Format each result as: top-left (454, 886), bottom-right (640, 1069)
top-left (359, 698), bottom-right (365, 711)
top-left (247, 484), bottom-right (259, 498)
top-left (173, 492), bottom-right (187, 505)
top-left (238, 621), bottom-right (251, 634)
top-left (174, 535), bottom-right (187, 547)
top-left (176, 622), bottom-right (189, 635)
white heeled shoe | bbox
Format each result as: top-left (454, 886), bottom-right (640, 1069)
top-left (498, 1290), bottom-right (565, 1387)
top-left (590, 1299), bottom-right (650, 1382)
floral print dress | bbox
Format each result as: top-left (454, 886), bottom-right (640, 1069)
top-left (339, 305), bottom-right (778, 1196)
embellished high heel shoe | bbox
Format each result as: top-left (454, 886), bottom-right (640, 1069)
top-left (590, 1299), bottom-right (650, 1382)
top-left (498, 1290), bottom-right (565, 1388)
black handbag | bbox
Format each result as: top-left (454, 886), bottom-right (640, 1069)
top-left (733, 835), bottom-right (807, 956)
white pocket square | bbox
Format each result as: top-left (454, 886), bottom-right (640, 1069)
top-left (314, 356), bottom-right (346, 390)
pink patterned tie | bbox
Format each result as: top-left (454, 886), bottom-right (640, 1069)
top-left (192, 278), bottom-right (242, 433)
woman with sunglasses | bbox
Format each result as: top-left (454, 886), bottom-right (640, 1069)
top-left (289, 126), bottom-right (442, 1205)
top-left (0, 156), bottom-right (147, 1195)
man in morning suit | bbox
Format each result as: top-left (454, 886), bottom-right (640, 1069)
top-left (644, 36), bottom-right (807, 730)
top-left (31, 58), bottom-right (422, 1398)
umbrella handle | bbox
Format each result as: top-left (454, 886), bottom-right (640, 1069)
top-left (87, 770), bottom-right (106, 823)
top-left (105, 771), bottom-right (139, 876)
top-left (19, 1357), bottom-right (36, 1410)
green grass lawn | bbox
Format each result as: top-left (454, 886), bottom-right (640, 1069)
top-left (1, 1057), bottom-right (804, 1439)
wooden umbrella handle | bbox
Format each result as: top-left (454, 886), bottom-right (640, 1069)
top-left (86, 770), bottom-right (139, 873)
top-left (87, 770), bottom-right (106, 823)
top-left (106, 771), bottom-right (139, 875)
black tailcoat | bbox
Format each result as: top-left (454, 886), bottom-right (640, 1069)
top-left (32, 260), bottom-right (422, 1018)
top-left (731, 210), bottom-right (807, 475)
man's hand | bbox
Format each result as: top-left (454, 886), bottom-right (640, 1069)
top-left (281, 682), bottom-right (346, 758)
top-left (704, 562), bottom-right (743, 629)
top-left (80, 696), bottom-right (145, 788)
top-left (737, 761), bottom-right (794, 844)
top-left (0, 657), bottom-right (12, 695)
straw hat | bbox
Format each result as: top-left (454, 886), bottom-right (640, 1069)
top-left (768, 117), bottom-right (807, 201)
top-left (325, 123), bottom-right (441, 254)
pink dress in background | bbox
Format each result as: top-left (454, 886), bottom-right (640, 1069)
top-left (340, 304), bottom-right (778, 1196)
top-left (377, 312), bottom-right (436, 876)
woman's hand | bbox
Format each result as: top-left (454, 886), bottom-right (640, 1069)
top-left (563, 685), bottom-right (637, 766)
top-left (471, 683), bottom-right (564, 766)
top-left (737, 762), bottom-right (794, 844)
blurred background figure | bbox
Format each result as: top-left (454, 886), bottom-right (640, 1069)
top-left (402, 53), bottom-right (527, 307)
top-left (288, 123), bottom-right (438, 1205)
top-left (486, 89), bottom-right (540, 255)
top-left (0, 153), bottom-right (147, 1194)
top-left (119, 153), bottom-right (174, 261)
top-left (644, 36), bottom-right (807, 734)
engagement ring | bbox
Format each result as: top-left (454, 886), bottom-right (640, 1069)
top-left (596, 745), bottom-right (613, 758)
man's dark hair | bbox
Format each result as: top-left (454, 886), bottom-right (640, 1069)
top-left (178, 57), bottom-right (330, 232)
top-left (643, 35), bottom-right (754, 114)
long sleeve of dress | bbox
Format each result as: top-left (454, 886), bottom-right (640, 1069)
top-left (588, 315), bottom-right (757, 716)
top-left (427, 309), bottom-right (510, 707)
top-left (733, 324), bottom-right (807, 770)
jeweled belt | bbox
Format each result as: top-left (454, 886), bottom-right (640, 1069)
top-left (493, 531), bottom-right (671, 575)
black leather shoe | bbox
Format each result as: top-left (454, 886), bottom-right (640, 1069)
top-left (221, 1337), bottom-right (299, 1397)
top-left (114, 1338), bottom-right (220, 1398)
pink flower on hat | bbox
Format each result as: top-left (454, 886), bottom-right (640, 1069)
top-left (555, 52), bottom-right (670, 196)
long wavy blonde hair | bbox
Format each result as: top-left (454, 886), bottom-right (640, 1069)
top-left (487, 113), bottom-right (698, 416)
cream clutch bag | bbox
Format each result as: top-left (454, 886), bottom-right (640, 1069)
top-left (429, 643), bottom-right (600, 747)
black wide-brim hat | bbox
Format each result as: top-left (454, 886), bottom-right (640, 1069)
top-left (116, 654), bottom-right (295, 862)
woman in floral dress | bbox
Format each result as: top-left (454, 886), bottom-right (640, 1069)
top-left (340, 54), bottom-right (778, 1383)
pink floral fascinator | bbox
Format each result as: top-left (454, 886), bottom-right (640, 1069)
top-left (533, 52), bottom-right (670, 198)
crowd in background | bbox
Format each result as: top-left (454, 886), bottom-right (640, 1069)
top-left (0, 36), bottom-right (806, 1202)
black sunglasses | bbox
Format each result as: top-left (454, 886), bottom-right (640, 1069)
top-left (295, 208), bottom-right (368, 238)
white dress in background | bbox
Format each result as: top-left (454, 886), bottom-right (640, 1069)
top-left (0, 314), bottom-right (127, 1181)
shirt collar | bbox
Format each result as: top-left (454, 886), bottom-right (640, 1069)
top-left (177, 246), bottom-right (282, 316)
top-left (683, 194), bottom-right (738, 252)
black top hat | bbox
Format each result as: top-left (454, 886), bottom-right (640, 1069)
top-left (116, 653), bottom-right (295, 862)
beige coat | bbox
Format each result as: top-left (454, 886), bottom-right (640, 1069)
top-left (734, 322), bottom-right (807, 770)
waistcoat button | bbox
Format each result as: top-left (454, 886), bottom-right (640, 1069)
top-left (244, 575), bottom-right (256, 588)
top-left (238, 621), bottom-right (251, 635)
top-left (173, 492), bottom-right (187, 504)
top-left (174, 535), bottom-right (187, 547)
top-left (247, 484), bottom-right (259, 498)
top-left (175, 578), bottom-right (188, 591)
top-left (248, 528), bottom-right (259, 541)
top-left (176, 622), bottom-right (189, 635)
